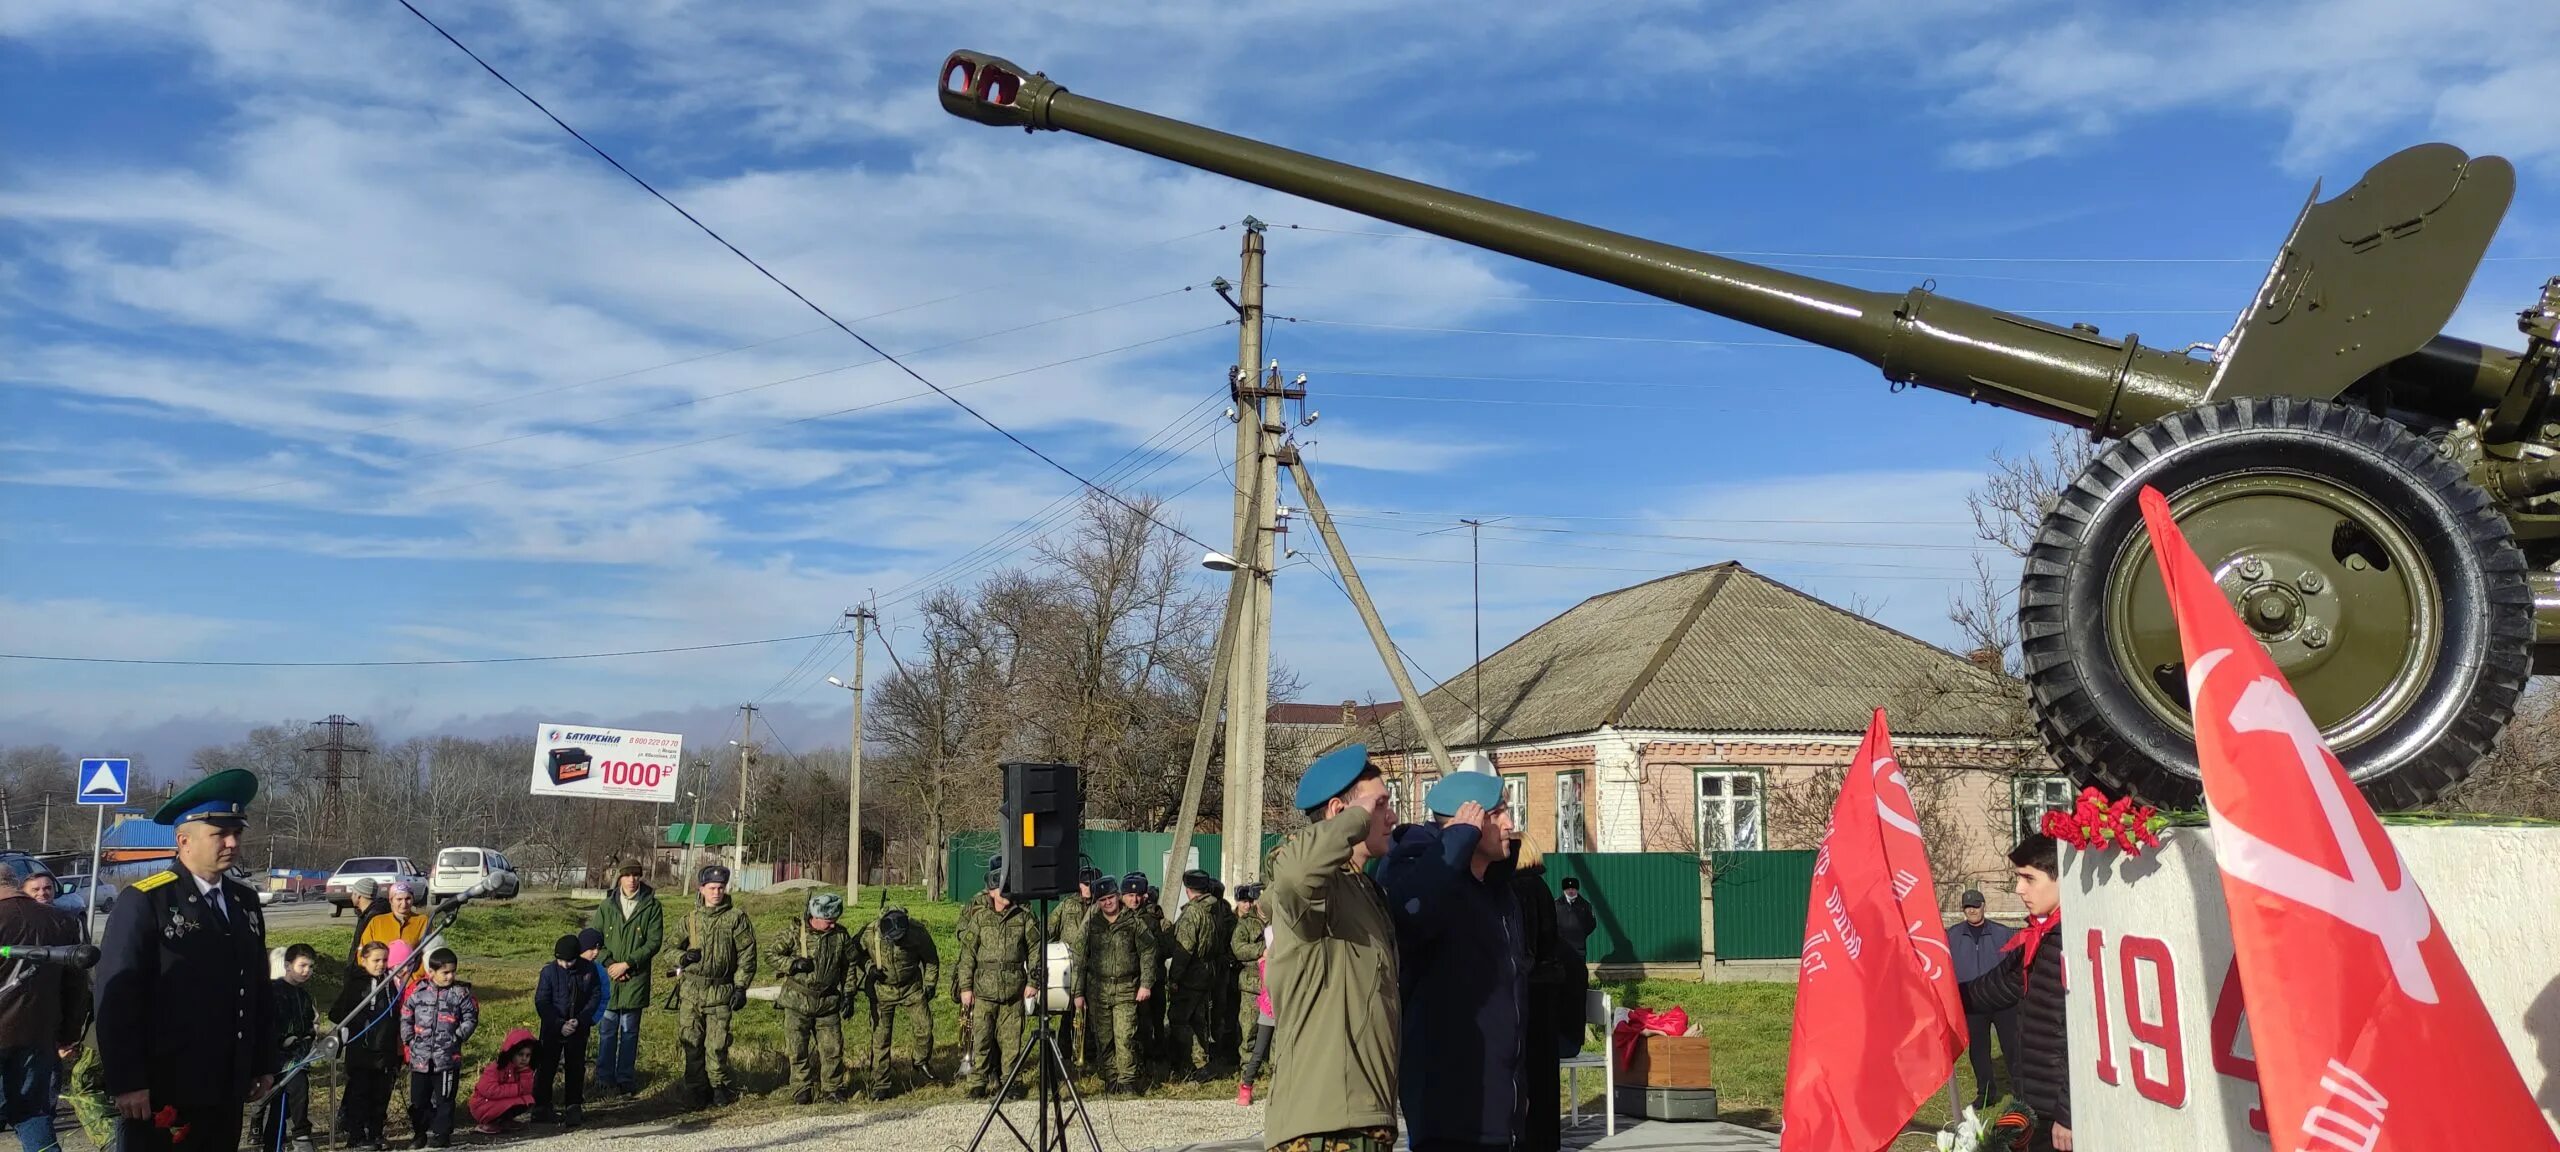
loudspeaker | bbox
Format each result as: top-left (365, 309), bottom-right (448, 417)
top-left (1000, 762), bottom-right (1082, 901)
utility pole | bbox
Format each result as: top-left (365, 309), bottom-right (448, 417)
top-left (734, 704), bottom-right (758, 877)
top-left (1216, 218), bottom-right (1271, 887)
top-left (1287, 451), bottom-right (1457, 776)
top-left (38, 796), bottom-right (48, 854)
top-left (832, 608), bottom-right (875, 901)
top-left (1462, 517), bottom-right (1483, 736)
top-left (304, 715), bottom-right (368, 839)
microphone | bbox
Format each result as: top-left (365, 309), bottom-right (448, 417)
top-left (434, 870), bottom-right (520, 912)
top-left (0, 944), bottom-right (100, 969)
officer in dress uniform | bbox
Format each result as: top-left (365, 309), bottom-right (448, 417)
top-left (96, 769), bottom-right (279, 1152)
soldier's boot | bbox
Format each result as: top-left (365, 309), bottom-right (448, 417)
top-left (791, 1086), bottom-right (815, 1106)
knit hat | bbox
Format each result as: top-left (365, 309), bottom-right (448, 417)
top-left (577, 927), bottom-right (604, 953)
top-left (553, 934), bottom-right (582, 963)
top-left (616, 863), bottom-right (644, 880)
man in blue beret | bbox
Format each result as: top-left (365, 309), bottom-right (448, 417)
top-left (96, 768), bottom-right (278, 1152)
top-left (1378, 769), bottom-right (1525, 1152)
top-left (1262, 745), bottom-right (1400, 1152)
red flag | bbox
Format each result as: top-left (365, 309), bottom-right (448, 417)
top-left (1781, 710), bottom-right (1963, 1152)
top-left (2138, 486), bottom-right (2557, 1151)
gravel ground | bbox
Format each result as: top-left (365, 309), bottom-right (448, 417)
top-left (472, 1095), bottom-right (1267, 1152)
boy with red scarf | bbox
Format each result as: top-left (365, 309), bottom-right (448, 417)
top-left (1960, 834), bottom-right (2070, 1152)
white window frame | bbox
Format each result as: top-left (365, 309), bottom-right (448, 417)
top-left (1555, 771), bottom-right (1591, 853)
top-left (1694, 769), bottom-right (1764, 854)
top-left (2014, 774), bottom-right (2077, 843)
top-left (1500, 774), bottom-right (1529, 824)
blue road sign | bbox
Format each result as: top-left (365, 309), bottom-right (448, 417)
top-left (78, 759), bottom-right (129, 806)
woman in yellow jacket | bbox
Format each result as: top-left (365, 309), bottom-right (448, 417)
top-left (358, 882), bottom-right (429, 955)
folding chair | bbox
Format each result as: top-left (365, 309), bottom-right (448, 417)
top-left (1560, 988), bottom-right (1615, 1136)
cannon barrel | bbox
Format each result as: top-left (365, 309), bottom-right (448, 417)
top-left (940, 51), bottom-right (2236, 435)
top-left (940, 51), bottom-right (2525, 435)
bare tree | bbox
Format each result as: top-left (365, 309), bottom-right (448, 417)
top-left (1949, 430), bottom-right (2098, 676)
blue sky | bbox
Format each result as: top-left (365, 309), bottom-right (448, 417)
top-left (5, 0), bottom-right (2557, 778)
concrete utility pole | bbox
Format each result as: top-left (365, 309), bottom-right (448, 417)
top-left (830, 608), bottom-right (874, 901)
top-left (733, 704), bottom-right (758, 876)
top-left (1167, 530), bottom-right (1252, 898)
top-left (1217, 219), bottom-right (1271, 887)
top-left (1288, 453), bottom-right (1458, 776)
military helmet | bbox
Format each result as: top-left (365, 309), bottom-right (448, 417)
top-left (807, 891), bottom-right (844, 921)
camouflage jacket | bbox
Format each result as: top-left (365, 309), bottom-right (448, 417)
top-left (1076, 909), bottom-right (1157, 997)
top-left (852, 917), bottom-right (939, 994)
top-left (770, 917), bottom-right (858, 1015)
top-left (674, 897), bottom-right (757, 990)
top-left (1231, 910), bottom-right (1268, 992)
top-left (956, 901), bottom-right (1046, 1000)
top-left (1170, 895), bottom-right (1230, 990)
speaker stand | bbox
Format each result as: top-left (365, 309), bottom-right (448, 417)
top-left (964, 899), bottom-right (1102, 1152)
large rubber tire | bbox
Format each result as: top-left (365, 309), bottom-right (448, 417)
top-left (2020, 397), bottom-right (2532, 810)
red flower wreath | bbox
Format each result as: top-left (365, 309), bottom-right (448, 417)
top-left (2040, 786), bottom-right (2166, 856)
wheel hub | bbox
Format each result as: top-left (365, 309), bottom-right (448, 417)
top-left (2102, 472), bottom-right (2439, 751)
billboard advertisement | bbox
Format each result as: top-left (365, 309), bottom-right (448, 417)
top-left (530, 724), bottom-right (683, 803)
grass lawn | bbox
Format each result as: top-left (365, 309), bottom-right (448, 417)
top-left (269, 888), bottom-right (1245, 1139)
top-left (270, 890), bottom-right (1990, 1146)
top-left (1595, 979), bottom-right (2012, 1144)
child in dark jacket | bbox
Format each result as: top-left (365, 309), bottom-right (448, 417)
top-left (533, 933), bottom-right (604, 1127)
top-left (401, 950), bottom-right (479, 1149)
top-left (468, 1029), bottom-right (539, 1135)
top-left (333, 942), bottom-right (405, 1151)
top-left (256, 943), bottom-right (322, 1151)
top-left (1961, 834), bottom-right (2071, 1152)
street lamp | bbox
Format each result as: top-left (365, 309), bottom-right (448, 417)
top-left (1201, 551), bottom-right (1241, 572)
top-left (826, 673), bottom-right (866, 905)
top-left (680, 789), bottom-right (705, 886)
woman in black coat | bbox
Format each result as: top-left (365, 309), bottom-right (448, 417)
top-left (1509, 838), bottom-right (1573, 1152)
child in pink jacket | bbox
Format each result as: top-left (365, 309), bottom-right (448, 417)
top-left (468, 1029), bottom-right (539, 1134)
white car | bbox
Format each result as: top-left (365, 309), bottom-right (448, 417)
top-left (325, 856), bottom-right (427, 915)
top-left (429, 846), bottom-right (514, 903)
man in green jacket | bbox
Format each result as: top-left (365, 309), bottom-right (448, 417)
top-left (1045, 866), bottom-right (1101, 1070)
top-left (851, 907), bottom-right (938, 1099)
top-left (1230, 884), bottom-right (1268, 1080)
top-left (952, 856), bottom-right (996, 1080)
top-left (772, 891), bottom-right (859, 1104)
top-left (1074, 883), bottom-right (1156, 1093)
top-left (587, 864), bottom-right (662, 1097)
top-left (1265, 745), bottom-right (1400, 1152)
top-left (955, 883), bottom-right (1044, 1098)
top-left (671, 865), bottom-right (757, 1109)
top-left (1166, 870), bottom-right (1229, 1081)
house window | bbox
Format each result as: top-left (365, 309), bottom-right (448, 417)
top-left (1556, 772), bottom-right (1590, 853)
top-left (1695, 770), bottom-right (1763, 853)
top-left (1501, 774), bottom-right (1528, 825)
top-left (1383, 776), bottom-right (1406, 817)
top-left (2014, 774), bottom-right (2076, 842)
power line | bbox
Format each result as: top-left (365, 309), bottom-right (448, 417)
top-left (409, 321), bottom-right (1228, 500)
top-left (393, 0), bottom-right (1223, 557)
top-left (0, 630), bottom-right (849, 668)
top-left (227, 285), bottom-right (1209, 499)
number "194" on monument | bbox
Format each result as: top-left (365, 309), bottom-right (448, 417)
top-left (2084, 928), bottom-right (2270, 1133)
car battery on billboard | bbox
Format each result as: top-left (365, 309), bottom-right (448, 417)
top-left (547, 746), bottom-right (594, 787)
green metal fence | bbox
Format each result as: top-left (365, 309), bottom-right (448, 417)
top-left (1709, 849), bottom-right (1817, 960)
top-left (1542, 853), bottom-right (1700, 965)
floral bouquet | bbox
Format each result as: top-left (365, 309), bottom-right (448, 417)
top-left (1936, 1097), bottom-right (2037, 1152)
top-left (2041, 785), bottom-right (2168, 856)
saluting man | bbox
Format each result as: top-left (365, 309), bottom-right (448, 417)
top-left (96, 768), bottom-right (280, 1152)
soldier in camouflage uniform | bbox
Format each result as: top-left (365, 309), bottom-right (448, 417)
top-left (956, 881), bottom-right (1045, 1098)
top-left (672, 865), bottom-right (758, 1109)
top-left (771, 891), bottom-right (859, 1104)
top-left (1075, 878), bottom-right (1157, 1093)
top-left (1072, 874), bottom-right (1119, 1070)
top-left (850, 906), bottom-right (939, 1099)
top-left (1165, 870), bottom-right (1231, 1080)
top-left (1205, 877), bottom-right (1241, 1071)
top-left (1230, 884), bottom-right (1268, 1050)
top-left (953, 856), bottom-right (997, 1080)
top-left (1046, 866), bottom-right (1101, 1068)
top-left (1122, 874), bottom-right (1173, 1075)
